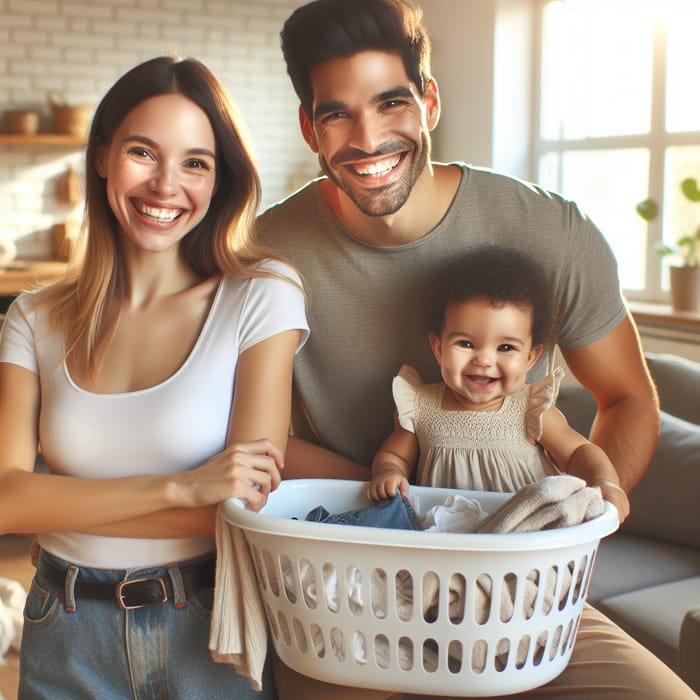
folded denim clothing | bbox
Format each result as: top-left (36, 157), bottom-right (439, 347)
top-left (305, 492), bottom-right (424, 531)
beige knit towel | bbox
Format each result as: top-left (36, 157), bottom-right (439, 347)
top-left (475, 474), bottom-right (604, 534)
top-left (209, 503), bottom-right (268, 692)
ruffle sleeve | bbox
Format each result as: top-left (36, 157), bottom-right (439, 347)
top-left (392, 364), bottom-right (422, 433)
top-left (525, 366), bottom-right (565, 443)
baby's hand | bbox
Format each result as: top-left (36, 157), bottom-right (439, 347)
top-left (367, 472), bottom-right (410, 502)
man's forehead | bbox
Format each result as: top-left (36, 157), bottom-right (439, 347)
top-left (309, 50), bottom-right (415, 103)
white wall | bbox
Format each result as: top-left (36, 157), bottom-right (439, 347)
top-left (0, 0), bottom-right (318, 258)
top-left (420, 0), bottom-right (534, 179)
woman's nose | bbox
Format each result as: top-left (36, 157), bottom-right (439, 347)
top-left (150, 164), bottom-right (177, 196)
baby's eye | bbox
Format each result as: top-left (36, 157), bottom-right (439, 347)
top-left (498, 344), bottom-right (517, 353)
top-left (456, 340), bottom-right (473, 349)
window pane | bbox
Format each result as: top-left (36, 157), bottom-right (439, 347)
top-left (540, 1), bottom-right (653, 140)
top-left (663, 146), bottom-right (700, 271)
top-left (666, 5), bottom-right (700, 133)
top-left (539, 149), bottom-right (650, 290)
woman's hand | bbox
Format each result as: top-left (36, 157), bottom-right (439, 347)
top-left (176, 438), bottom-right (284, 512)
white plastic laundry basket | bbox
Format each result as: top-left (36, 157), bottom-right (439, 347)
top-left (223, 480), bottom-right (618, 697)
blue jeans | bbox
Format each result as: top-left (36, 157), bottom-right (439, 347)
top-left (20, 551), bottom-right (275, 699)
top-left (305, 492), bottom-right (423, 531)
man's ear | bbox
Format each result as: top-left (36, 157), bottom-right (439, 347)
top-left (423, 77), bottom-right (441, 131)
top-left (429, 332), bottom-right (443, 366)
top-left (528, 345), bottom-right (545, 369)
top-left (299, 105), bottom-right (319, 153)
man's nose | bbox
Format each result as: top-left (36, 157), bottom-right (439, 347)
top-left (348, 112), bottom-right (384, 154)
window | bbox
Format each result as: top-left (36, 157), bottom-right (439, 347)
top-left (535, 0), bottom-right (700, 302)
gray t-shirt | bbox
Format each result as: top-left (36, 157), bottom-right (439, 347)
top-left (257, 163), bottom-right (626, 467)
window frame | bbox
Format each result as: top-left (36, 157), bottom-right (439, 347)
top-left (531, 0), bottom-right (700, 304)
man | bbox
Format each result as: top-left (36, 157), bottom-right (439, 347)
top-left (257, 1), bottom-right (694, 698)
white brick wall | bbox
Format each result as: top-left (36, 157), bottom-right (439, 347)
top-left (0, 0), bottom-right (317, 258)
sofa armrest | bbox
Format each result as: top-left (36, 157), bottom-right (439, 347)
top-left (679, 606), bottom-right (700, 695)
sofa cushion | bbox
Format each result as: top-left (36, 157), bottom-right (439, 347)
top-left (588, 533), bottom-right (700, 601)
top-left (621, 411), bottom-right (700, 549)
top-left (680, 606), bottom-right (700, 695)
top-left (645, 352), bottom-right (700, 424)
top-left (593, 577), bottom-right (700, 679)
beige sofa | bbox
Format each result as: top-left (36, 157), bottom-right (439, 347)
top-left (556, 352), bottom-right (700, 695)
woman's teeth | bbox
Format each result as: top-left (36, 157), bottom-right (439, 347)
top-left (139, 203), bottom-right (181, 222)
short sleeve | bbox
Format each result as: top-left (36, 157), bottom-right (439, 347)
top-left (392, 364), bottom-right (422, 433)
top-left (0, 294), bottom-right (39, 374)
top-left (237, 260), bottom-right (309, 355)
top-left (525, 366), bottom-right (565, 443)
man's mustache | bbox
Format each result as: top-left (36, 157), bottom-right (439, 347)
top-left (332, 140), bottom-right (410, 166)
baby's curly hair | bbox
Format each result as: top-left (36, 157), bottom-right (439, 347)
top-left (431, 244), bottom-right (553, 348)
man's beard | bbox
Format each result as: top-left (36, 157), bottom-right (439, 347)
top-left (320, 135), bottom-right (430, 218)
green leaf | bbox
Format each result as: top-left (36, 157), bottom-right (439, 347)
top-left (681, 177), bottom-right (700, 202)
top-left (635, 198), bottom-right (658, 221)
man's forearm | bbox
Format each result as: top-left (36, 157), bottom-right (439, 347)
top-left (589, 394), bottom-right (660, 493)
top-left (283, 435), bottom-right (371, 480)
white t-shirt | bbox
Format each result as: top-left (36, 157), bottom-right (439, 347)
top-left (0, 260), bottom-right (308, 568)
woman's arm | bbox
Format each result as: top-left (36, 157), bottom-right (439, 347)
top-left (0, 328), bottom-right (298, 536)
top-left (539, 406), bottom-right (630, 520)
top-left (81, 328), bottom-right (302, 538)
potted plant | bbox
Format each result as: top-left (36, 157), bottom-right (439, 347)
top-left (636, 177), bottom-right (700, 312)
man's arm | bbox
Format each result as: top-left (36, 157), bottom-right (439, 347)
top-left (561, 312), bottom-right (660, 493)
top-left (283, 436), bottom-right (371, 481)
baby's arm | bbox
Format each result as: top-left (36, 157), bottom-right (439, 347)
top-left (369, 417), bottom-right (419, 501)
top-left (539, 406), bottom-right (630, 521)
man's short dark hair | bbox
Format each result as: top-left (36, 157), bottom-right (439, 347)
top-left (281, 0), bottom-right (432, 117)
top-left (432, 244), bottom-right (554, 349)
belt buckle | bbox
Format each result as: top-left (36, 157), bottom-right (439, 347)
top-left (116, 577), bottom-right (168, 610)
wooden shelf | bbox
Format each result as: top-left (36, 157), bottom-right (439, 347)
top-left (0, 133), bottom-right (85, 146)
top-left (628, 301), bottom-right (700, 334)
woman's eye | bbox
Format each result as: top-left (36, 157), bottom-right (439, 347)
top-left (127, 146), bottom-right (152, 159)
top-left (185, 159), bottom-right (210, 170)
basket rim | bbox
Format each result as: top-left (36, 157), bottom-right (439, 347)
top-left (222, 479), bottom-right (619, 552)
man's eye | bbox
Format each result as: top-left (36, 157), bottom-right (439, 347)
top-left (320, 111), bottom-right (348, 124)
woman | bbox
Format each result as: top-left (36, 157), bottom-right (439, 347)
top-left (0, 56), bottom-right (307, 698)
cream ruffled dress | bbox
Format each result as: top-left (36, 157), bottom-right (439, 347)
top-left (393, 364), bottom-right (565, 492)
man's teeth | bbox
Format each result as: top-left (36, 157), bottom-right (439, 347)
top-left (353, 154), bottom-right (401, 176)
top-left (139, 204), bottom-right (181, 222)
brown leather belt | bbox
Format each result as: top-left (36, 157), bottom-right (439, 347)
top-left (41, 556), bottom-right (215, 610)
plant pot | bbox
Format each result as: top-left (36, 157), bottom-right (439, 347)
top-left (669, 265), bottom-right (700, 312)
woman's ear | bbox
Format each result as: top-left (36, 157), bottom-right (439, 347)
top-left (429, 332), bottom-right (443, 366)
top-left (528, 345), bottom-right (545, 369)
top-left (95, 144), bottom-right (108, 178)
top-left (299, 105), bottom-right (319, 153)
